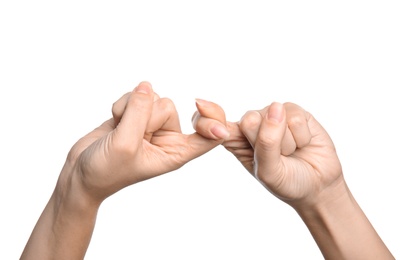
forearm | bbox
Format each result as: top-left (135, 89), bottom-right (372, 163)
top-left (295, 180), bottom-right (394, 260)
top-left (21, 170), bottom-right (100, 260)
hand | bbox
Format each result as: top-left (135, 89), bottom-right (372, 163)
top-left (193, 100), bottom-right (395, 259)
top-left (193, 100), bottom-right (343, 208)
top-left (61, 82), bottom-right (224, 204)
top-left (21, 82), bottom-right (227, 260)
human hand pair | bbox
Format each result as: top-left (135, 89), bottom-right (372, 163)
top-left (64, 80), bottom-right (343, 209)
top-left (22, 82), bottom-right (394, 260)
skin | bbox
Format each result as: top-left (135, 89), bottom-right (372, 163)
top-left (20, 82), bottom-right (224, 260)
top-left (21, 82), bottom-right (394, 259)
top-left (192, 99), bottom-right (395, 260)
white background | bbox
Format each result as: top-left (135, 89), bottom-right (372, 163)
top-left (1, 1), bottom-right (414, 259)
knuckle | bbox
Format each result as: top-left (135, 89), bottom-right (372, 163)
top-left (283, 101), bottom-right (301, 111)
top-left (287, 113), bottom-right (305, 130)
top-left (158, 97), bottom-right (177, 114)
top-left (130, 90), bottom-right (152, 106)
top-left (283, 101), bottom-right (296, 107)
top-left (112, 92), bottom-right (130, 114)
top-left (240, 111), bottom-right (262, 131)
top-left (156, 98), bottom-right (179, 126)
top-left (128, 94), bottom-right (142, 106)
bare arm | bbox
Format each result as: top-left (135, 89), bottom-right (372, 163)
top-left (295, 177), bottom-right (392, 259)
top-left (20, 169), bottom-right (99, 259)
top-left (21, 82), bottom-right (224, 259)
top-left (193, 100), bottom-right (394, 260)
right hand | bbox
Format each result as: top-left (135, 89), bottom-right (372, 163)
top-left (192, 100), bottom-right (344, 209)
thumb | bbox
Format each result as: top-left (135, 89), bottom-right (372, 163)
top-left (254, 102), bottom-right (287, 182)
top-left (113, 82), bottom-right (154, 147)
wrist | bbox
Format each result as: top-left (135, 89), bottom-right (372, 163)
top-left (21, 164), bottom-right (100, 260)
top-left (294, 178), bottom-right (361, 259)
top-left (55, 161), bottom-right (102, 213)
top-left (293, 175), bottom-right (351, 216)
top-left (293, 176), bottom-right (393, 259)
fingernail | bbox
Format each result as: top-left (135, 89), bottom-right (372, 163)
top-left (267, 102), bottom-right (284, 123)
top-left (195, 98), bottom-right (211, 107)
top-left (134, 82), bottom-right (152, 94)
top-left (211, 124), bottom-right (230, 140)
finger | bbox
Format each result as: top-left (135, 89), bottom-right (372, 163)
top-left (195, 99), bottom-right (226, 124)
top-left (257, 106), bottom-right (296, 156)
top-left (112, 92), bottom-right (131, 125)
top-left (112, 91), bottom-right (161, 126)
top-left (192, 98), bottom-right (251, 149)
top-left (222, 121), bottom-right (255, 174)
top-left (254, 102), bottom-right (286, 183)
top-left (153, 92), bottom-right (160, 101)
top-left (223, 121), bottom-right (251, 150)
top-left (280, 127), bottom-right (296, 155)
top-left (192, 99), bottom-right (229, 140)
top-left (178, 132), bottom-right (224, 163)
top-left (284, 102), bottom-right (312, 148)
top-left (239, 110), bottom-right (262, 147)
top-left (192, 115), bottom-right (230, 140)
top-left (114, 81), bottom-right (154, 147)
top-left (146, 98), bottom-right (181, 135)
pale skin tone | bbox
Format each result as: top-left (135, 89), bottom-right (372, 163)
top-left (21, 82), bottom-right (394, 259)
top-left (21, 82), bottom-right (223, 259)
top-left (193, 99), bottom-right (395, 260)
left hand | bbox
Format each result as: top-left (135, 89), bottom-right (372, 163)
top-left (59, 82), bottom-right (225, 204)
